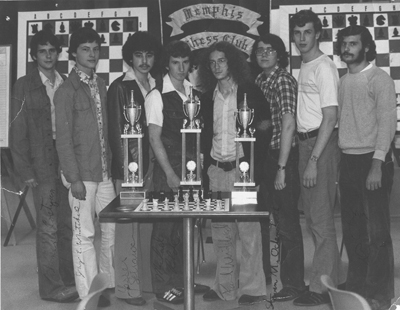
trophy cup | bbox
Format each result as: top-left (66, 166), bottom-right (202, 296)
top-left (235, 93), bottom-right (254, 138)
top-left (183, 86), bottom-right (201, 129)
top-left (124, 90), bottom-right (142, 134)
top-left (181, 86), bottom-right (202, 186)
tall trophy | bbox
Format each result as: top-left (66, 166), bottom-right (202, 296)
top-left (124, 90), bottom-right (142, 134)
top-left (181, 86), bottom-right (201, 186)
top-left (121, 90), bottom-right (144, 189)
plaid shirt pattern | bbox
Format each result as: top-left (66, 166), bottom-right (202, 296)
top-left (74, 66), bottom-right (108, 180)
top-left (256, 66), bottom-right (298, 150)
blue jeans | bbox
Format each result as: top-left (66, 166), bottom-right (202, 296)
top-left (298, 130), bottom-right (343, 293)
top-left (32, 176), bottom-right (74, 299)
top-left (259, 147), bottom-right (305, 289)
top-left (340, 152), bottom-right (394, 302)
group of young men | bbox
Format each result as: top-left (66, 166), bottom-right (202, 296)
top-left (9, 8), bottom-right (396, 310)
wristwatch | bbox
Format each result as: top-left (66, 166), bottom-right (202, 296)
top-left (277, 165), bottom-right (286, 171)
top-left (310, 155), bottom-right (319, 162)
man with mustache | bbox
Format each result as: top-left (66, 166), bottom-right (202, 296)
top-left (336, 25), bottom-right (396, 310)
top-left (289, 10), bottom-right (344, 306)
top-left (107, 31), bottom-right (162, 306)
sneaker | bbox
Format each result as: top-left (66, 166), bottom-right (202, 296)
top-left (124, 296), bottom-right (146, 306)
top-left (293, 291), bottom-right (330, 306)
top-left (42, 286), bottom-right (79, 303)
top-left (272, 286), bottom-right (308, 302)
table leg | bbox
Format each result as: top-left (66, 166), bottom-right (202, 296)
top-left (183, 217), bottom-right (194, 310)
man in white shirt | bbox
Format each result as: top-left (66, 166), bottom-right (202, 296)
top-left (288, 10), bottom-right (344, 306)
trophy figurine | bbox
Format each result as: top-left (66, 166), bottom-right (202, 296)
top-left (127, 162), bottom-right (139, 184)
top-left (238, 161), bottom-right (251, 183)
top-left (124, 90), bottom-right (142, 134)
top-left (185, 160), bottom-right (197, 182)
top-left (183, 86), bottom-right (201, 129)
top-left (235, 93), bottom-right (254, 138)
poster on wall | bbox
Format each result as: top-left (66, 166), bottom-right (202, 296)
top-left (279, 3), bottom-right (400, 93)
top-left (17, 7), bottom-right (148, 86)
top-left (0, 45), bottom-right (11, 148)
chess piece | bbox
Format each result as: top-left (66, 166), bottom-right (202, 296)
top-left (174, 195), bottom-right (180, 211)
top-left (159, 191), bottom-right (165, 202)
top-left (178, 186), bottom-right (184, 202)
top-left (393, 28), bottom-right (399, 37)
top-left (111, 20), bottom-right (121, 31)
top-left (322, 16), bottom-right (329, 27)
top-left (152, 198), bottom-right (159, 211)
top-left (376, 15), bottom-right (386, 26)
top-left (188, 187), bottom-right (194, 202)
top-left (207, 190), bottom-right (212, 200)
top-left (100, 34), bottom-right (106, 44)
top-left (142, 199), bottom-right (148, 211)
top-left (216, 199), bottom-right (222, 211)
top-left (31, 24), bottom-right (38, 34)
top-left (169, 190), bottom-right (175, 201)
top-left (163, 197), bottom-right (169, 211)
top-left (198, 189), bottom-right (203, 201)
top-left (195, 198), bottom-right (201, 211)
top-left (348, 15), bottom-right (358, 26)
top-left (84, 20), bottom-right (94, 28)
top-left (205, 198), bottom-right (211, 211)
top-left (59, 22), bottom-right (66, 33)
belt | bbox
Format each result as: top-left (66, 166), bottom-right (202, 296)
top-left (297, 128), bottom-right (338, 141)
top-left (210, 157), bottom-right (245, 172)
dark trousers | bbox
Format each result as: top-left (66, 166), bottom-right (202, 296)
top-left (258, 147), bottom-right (305, 289)
top-left (340, 152), bottom-right (394, 302)
top-left (32, 175), bottom-right (74, 298)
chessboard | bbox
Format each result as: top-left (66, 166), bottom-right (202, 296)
top-left (278, 3), bottom-right (400, 93)
top-left (130, 198), bottom-right (230, 212)
top-left (18, 7), bottom-right (148, 86)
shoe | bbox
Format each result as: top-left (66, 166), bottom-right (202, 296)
top-left (124, 296), bottom-right (146, 306)
top-left (272, 286), bottom-right (308, 302)
top-left (238, 294), bottom-right (266, 306)
top-left (97, 294), bottom-right (111, 308)
top-left (42, 286), bottom-right (79, 303)
top-left (366, 298), bottom-right (391, 310)
top-left (194, 283), bottom-right (210, 294)
top-left (293, 291), bottom-right (330, 306)
top-left (156, 287), bottom-right (184, 304)
top-left (203, 289), bottom-right (221, 301)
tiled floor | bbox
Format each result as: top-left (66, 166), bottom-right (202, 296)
top-left (2, 204), bottom-right (400, 310)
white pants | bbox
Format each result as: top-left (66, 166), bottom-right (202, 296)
top-left (68, 179), bottom-right (116, 298)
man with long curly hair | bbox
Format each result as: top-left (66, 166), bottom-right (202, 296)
top-left (198, 41), bottom-right (272, 306)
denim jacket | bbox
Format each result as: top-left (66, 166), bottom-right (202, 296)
top-left (54, 69), bottom-right (112, 183)
top-left (9, 68), bottom-right (66, 182)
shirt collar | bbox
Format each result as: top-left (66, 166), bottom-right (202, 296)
top-left (212, 82), bottom-right (238, 100)
top-left (122, 66), bottom-right (155, 86)
top-left (260, 65), bottom-right (280, 80)
top-left (73, 66), bottom-right (97, 85)
top-left (162, 74), bottom-right (193, 96)
top-left (38, 69), bottom-right (63, 88)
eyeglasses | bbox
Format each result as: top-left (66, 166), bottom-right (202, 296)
top-left (208, 58), bottom-right (228, 68)
top-left (255, 48), bottom-right (277, 56)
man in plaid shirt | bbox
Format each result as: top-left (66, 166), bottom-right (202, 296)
top-left (252, 34), bottom-right (306, 302)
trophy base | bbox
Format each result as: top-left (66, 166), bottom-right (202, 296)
top-left (235, 137), bottom-right (256, 142)
top-left (120, 189), bottom-right (146, 206)
top-left (122, 182), bottom-right (144, 187)
top-left (121, 133), bottom-right (144, 138)
top-left (231, 190), bottom-right (257, 211)
top-left (180, 181), bottom-right (202, 186)
top-left (234, 182), bottom-right (256, 187)
top-left (181, 128), bottom-right (201, 133)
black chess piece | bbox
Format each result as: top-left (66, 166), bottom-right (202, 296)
top-left (59, 22), bottom-right (65, 33)
top-left (376, 15), bottom-right (386, 26)
top-left (100, 34), bottom-right (106, 44)
top-left (322, 16), bottom-right (329, 27)
top-left (188, 187), bottom-right (194, 202)
top-left (363, 15), bottom-right (370, 27)
top-left (111, 20), bottom-right (120, 31)
top-left (178, 186), bottom-right (184, 202)
top-left (159, 191), bottom-right (165, 202)
top-left (100, 20), bottom-right (106, 32)
top-left (31, 24), bottom-right (38, 34)
top-left (84, 20), bottom-right (94, 28)
top-left (393, 28), bottom-right (399, 37)
top-left (348, 15), bottom-right (358, 26)
top-left (198, 189), bottom-right (203, 201)
top-left (169, 190), bottom-right (175, 201)
top-left (217, 191), bottom-right (222, 201)
top-left (333, 15), bottom-right (344, 27)
top-left (147, 191), bottom-right (153, 201)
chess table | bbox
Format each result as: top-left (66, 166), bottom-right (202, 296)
top-left (99, 192), bottom-right (269, 310)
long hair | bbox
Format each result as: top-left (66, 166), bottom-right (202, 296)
top-left (336, 25), bottom-right (377, 62)
top-left (251, 34), bottom-right (289, 69)
top-left (197, 41), bottom-right (252, 93)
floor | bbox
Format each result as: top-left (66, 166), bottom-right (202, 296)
top-left (1, 195), bottom-right (400, 310)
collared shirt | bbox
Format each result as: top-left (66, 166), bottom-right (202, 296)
top-left (256, 65), bottom-right (297, 150)
top-left (210, 83), bottom-right (244, 162)
top-left (38, 69), bottom-right (63, 139)
top-left (73, 66), bottom-right (108, 180)
top-left (145, 74), bottom-right (192, 127)
top-left (122, 66), bottom-right (156, 99)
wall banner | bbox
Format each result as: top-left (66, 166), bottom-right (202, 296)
top-left (167, 4), bottom-right (262, 36)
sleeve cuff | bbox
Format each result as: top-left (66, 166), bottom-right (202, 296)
top-left (372, 150), bottom-right (386, 162)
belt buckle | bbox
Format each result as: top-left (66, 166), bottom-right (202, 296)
top-left (223, 161), bottom-right (234, 172)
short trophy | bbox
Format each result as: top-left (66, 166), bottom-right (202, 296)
top-left (124, 90), bottom-right (142, 134)
top-left (235, 93), bottom-right (254, 138)
top-left (183, 86), bottom-right (201, 129)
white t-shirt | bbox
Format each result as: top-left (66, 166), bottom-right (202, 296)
top-left (145, 74), bottom-right (193, 127)
top-left (296, 54), bottom-right (339, 132)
